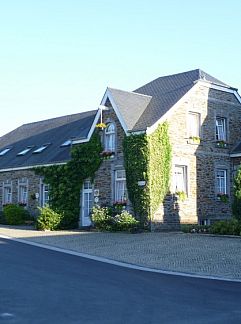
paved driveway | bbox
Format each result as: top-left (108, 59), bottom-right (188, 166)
top-left (0, 225), bottom-right (241, 281)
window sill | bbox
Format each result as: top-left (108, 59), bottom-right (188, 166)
top-left (215, 141), bottom-right (228, 148)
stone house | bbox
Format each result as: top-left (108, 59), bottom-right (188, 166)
top-left (0, 69), bottom-right (241, 229)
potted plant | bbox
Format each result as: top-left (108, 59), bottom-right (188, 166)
top-left (176, 191), bottom-right (187, 202)
top-left (217, 193), bottom-right (229, 203)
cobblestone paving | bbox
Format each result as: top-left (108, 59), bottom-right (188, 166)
top-left (0, 225), bottom-right (241, 281)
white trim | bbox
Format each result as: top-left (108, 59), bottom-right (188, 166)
top-left (230, 153), bottom-right (241, 158)
top-left (194, 80), bottom-right (241, 104)
top-left (100, 88), bottom-right (128, 134)
top-left (0, 162), bottom-right (66, 173)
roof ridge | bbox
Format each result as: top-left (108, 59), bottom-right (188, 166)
top-left (21, 110), bottom-right (97, 128)
top-left (108, 87), bottom-right (152, 99)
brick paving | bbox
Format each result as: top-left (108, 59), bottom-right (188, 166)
top-left (0, 225), bottom-right (241, 281)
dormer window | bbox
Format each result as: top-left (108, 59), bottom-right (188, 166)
top-left (105, 123), bottom-right (115, 152)
top-left (33, 144), bottom-right (50, 153)
top-left (61, 139), bottom-right (72, 147)
top-left (0, 147), bottom-right (11, 156)
top-left (17, 147), bottom-right (33, 156)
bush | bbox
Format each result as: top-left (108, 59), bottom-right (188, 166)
top-left (3, 204), bottom-right (30, 225)
top-left (233, 167), bottom-right (241, 220)
top-left (210, 219), bottom-right (241, 236)
top-left (91, 206), bottom-right (139, 232)
top-left (36, 206), bottom-right (63, 231)
top-left (112, 211), bottom-right (139, 232)
top-left (91, 206), bottom-right (113, 231)
top-left (181, 224), bottom-right (210, 234)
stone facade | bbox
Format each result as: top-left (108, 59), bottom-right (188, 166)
top-left (79, 100), bottom-right (128, 226)
top-left (0, 169), bottom-right (43, 216)
top-left (152, 84), bottom-right (241, 230)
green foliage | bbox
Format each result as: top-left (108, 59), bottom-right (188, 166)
top-left (113, 210), bottom-right (139, 231)
top-left (232, 167), bottom-right (241, 220)
top-left (91, 206), bottom-right (139, 232)
top-left (176, 191), bottom-right (187, 202)
top-left (210, 218), bottom-right (241, 236)
top-left (3, 204), bottom-right (30, 225)
top-left (181, 224), bottom-right (210, 233)
top-left (123, 122), bottom-right (171, 225)
top-left (91, 206), bottom-right (113, 231)
top-left (36, 206), bottom-right (63, 231)
top-left (123, 133), bottom-right (149, 225)
top-left (148, 122), bottom-right (172, 217)
top-left (34, 133), bottom-right (102, 229)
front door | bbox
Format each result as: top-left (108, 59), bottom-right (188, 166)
top-left (81, 180), bottom-right (93, 226)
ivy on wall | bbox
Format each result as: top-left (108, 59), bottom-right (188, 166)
top-left (123, 122), bottom-right (171, 226)
top-left (34, 133), bottom-right (102, 229)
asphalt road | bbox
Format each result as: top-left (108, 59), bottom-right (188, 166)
top-left (1, 238), bottom-right (241, 324)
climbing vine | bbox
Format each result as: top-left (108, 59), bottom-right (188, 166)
top-left (34, 133), bottom-right (102, 229)
top-left (123, 122), bottom-right (171, 225)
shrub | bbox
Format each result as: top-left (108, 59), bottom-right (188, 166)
top-left (210, 218), bottom-right (241, 236)
top-left (233, 167), bottom-right (241, 220)
top-left (0, 211), bottom-right (6, 224)
top-left (91, 206), bottom-right (139, 232)
top-left (91, 206), bottom-right (113, 231)
top-left (112, 211), bottom-right (139, 232)
top-left (181, 224), bottom-right (210, 234)
top-left (36, 206), bottom-right (63, 231)
top-left (3, 204), bottom-right (30, 225)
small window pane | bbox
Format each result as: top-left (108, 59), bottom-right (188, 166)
top-left (105, 123), bottom-right (115, 151)
top-left (174, 165), bottom-right (187, 193)
top-left (216, 169), bottom-right (227, 194)
top-left (216, 117), bottom-right (227, 141)
top-left (188, 112), bottom-right (200, 137)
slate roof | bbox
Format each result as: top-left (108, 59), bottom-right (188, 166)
top-left (107, 88), bottom-right (152, 131)
top-left (0, 110), bottom-right (97, 170)
top-left (108, 69), bottom-right (233, 132)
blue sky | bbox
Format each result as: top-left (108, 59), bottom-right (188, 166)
top-left (0, 0), bottom-right (240, 136)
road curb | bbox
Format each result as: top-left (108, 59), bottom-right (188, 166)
top-left (1, 233), bottom-right (241, 283)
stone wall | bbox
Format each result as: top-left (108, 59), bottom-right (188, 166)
top-left (152, 84), bottom-right (241, 230)
top-left (0, 169), bottom-right (42, 216)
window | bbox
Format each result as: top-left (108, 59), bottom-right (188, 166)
top-left (0, 148), bottom-right (11, 156)
top-left (61, 139), bottom-right (72, 147)
top-left (216, 169), bottom-right (227, 194)
top-left (174, 165), bottom-right (188, 193)
top-left (17, 147), bottom-right (33, 156)
top-left (40, 183), bottom-right (49, 206)
top-left (105, 123), bottom-right (115, 151)
top-left (2, 181), bottom-right (12, 205)
top-left (188, 112), bottom-right (200, 138)
top-left (216, 117), bottom-right (227, 141)
top-left (115, 170), bottom-right (127, 201)
top-left (18, 178), bottom-right (28, 205)
top-left (33, 144), bottom-right (50, 153)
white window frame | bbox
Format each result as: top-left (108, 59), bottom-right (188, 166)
top-left (216, 169), bottom-right (227, 195)
top-left (40, 180), bottom-right (49, 207)
top-left (216, 117), bottom-right (227, 141)
top-left (174, 165), bottom-right (188, 194)
top-left (105, 123), bottom-right (115, 152)
top-left (188, 112), bottom-right (201, 138)
top-left (115, 170), bottom-right (127, 202)
top-left (18, 178), bottom-right (28, 205)
top-left (2, 180), bottom-right (12, 205)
